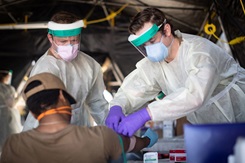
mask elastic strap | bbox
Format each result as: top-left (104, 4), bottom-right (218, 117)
top-left (167, 36), bottom-right (174, 48)
top-left (52, 41), bottom-right (61, 56)
top-left (53, 40), bottom-right (59, 47)
top-left (160, 35), bottom-right (164, 43)
top-left (37, 106), bottom-right (72, 121)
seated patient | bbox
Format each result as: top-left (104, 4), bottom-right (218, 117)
top-left (0, 73), bottom-right (158, 163)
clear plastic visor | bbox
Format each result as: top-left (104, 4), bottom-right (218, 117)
top-left (132, 43), bottom-right (148, 57)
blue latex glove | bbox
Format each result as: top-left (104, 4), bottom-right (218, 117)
top-left (105, 105), bottom-right (125, 132)
top-left (142, 128), bottom-right (159, 148)
top-left (117, 108), bottom-right (151, 137)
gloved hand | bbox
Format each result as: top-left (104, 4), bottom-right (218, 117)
top-left (117, 107), bottom-right (151, 137)
top-left (105, 105), bottom-right (125, 132)
top-left (142, 128), bottom-right (158, 148)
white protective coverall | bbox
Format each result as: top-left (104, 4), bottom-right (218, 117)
top-left (23, 51), bottom-right (109, 131)
top-left (0, 83), bottom-right (22, 152)
top-left (110, 32), bottom-right (245, 124)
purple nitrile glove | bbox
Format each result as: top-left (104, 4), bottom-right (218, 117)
top-left (105, 105), bottom-right (125, 132)
top-left (117, 108), bottom-right (151, 137)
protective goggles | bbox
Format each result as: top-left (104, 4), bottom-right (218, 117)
top-left (48, 20), bottom-right (84, 37)
top-left (128, 20), bottom-right (166, 57)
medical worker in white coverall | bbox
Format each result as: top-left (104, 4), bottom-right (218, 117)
top-left (23, 11), bottom-right (108, 131)
top-left (0, 70), bottom-right (22, 153)
top-left (105, 7), bottom-right (245, 137)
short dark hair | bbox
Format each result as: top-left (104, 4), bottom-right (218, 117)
top-left (24, 80), bottom-right (71, 115)
top-left (0, 70), bottom-right (9, 83)
top-left (50, 11), bottom-right (80, 24)
top-left (129, 7), bottom-right (175, 36)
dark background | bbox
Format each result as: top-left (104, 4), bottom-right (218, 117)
top-left (0, 0), bottom-right (244, 93)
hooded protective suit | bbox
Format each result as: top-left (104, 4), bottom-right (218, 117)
top-left (110, 31), bottom-right (245, 124)
top-left (23, 51), bottom-right (109, 131)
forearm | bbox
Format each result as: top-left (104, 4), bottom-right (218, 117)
top-left (132, 136), bottom-right (150, 152)
top-left (120, 135), bottom-right (150, 153)
top-left (87, 71), bottom-right (109, 125)
top-left (110, 71), bottom-right (159, 114)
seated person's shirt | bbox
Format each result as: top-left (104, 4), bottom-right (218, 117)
top-left (0, 125), bottom-right (122, 163)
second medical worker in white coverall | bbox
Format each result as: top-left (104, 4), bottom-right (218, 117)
top-left (23, 11), bottom-right (108, 131)
top-left (0, 70), bottom-right (22, 153)
top-left (105, 7), bottom-right (245, 137)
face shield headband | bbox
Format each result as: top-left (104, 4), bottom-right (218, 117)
top-left (48, 20), bottom-right (84, 37)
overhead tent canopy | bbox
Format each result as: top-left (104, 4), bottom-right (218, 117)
top-left (0, 0), bottom-right (244, 92)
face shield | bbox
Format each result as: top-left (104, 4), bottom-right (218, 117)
top-left (128, 22), bottom-right (164, 58)
top-left (48, 20), bottom-right (84, 37)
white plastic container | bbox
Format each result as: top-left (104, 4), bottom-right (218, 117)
top-left (143, 152), bottom-right (158, 163)
top-left (163, 121), bottom-right (174, 139)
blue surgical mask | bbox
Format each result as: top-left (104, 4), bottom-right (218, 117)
top-left (145, 36), bottom-right (168, 62)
